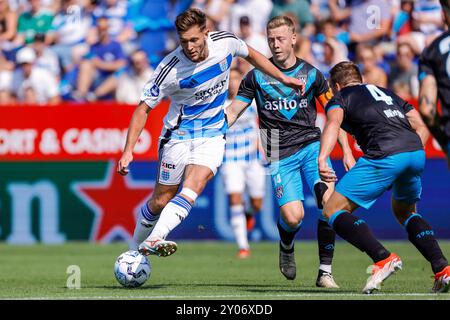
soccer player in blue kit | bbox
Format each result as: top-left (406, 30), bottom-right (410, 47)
top-left (226, 16), bottom-right (355, 288)
top-left (318, 61), bottom-right (450, 294)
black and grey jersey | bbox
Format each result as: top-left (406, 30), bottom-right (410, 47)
top-left (325, 84), bottom-right (423, 159)
top-left (236, 58), bottom-right (330, 161)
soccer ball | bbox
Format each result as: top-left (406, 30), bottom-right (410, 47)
top-left (114, 250), bottom-right (151, 288)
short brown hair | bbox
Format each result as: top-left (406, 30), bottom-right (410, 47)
top-left (175, 8), bottom-right (207, 33)
top-left (329, 61), bottom-right (363, 89)
top-left (267, 16), bottom-right (296, 34)
top-left (440, 0), bottom-right (450, 27)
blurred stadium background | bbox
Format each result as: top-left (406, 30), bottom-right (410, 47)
top-left (0, 0), bottom-right (449, 247)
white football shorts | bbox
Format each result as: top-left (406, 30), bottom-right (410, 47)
top-left (221, 160), bottom-right (266, 198)
top-left (157, 135), bottom-right (226, 185)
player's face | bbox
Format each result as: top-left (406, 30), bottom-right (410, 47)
top-left (267, 26), bottom-right (296, 64)
top-left (179, 25), bottom-right (209, 63)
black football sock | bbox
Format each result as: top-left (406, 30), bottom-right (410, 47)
top-left (330, 210), bottom-right (390, 263)
top-left (277, 217), bottom-right (302, 253)
top-left (317, 218), bottom-right (335, 266)
top-left (404, 214), bottom-right (449, 274)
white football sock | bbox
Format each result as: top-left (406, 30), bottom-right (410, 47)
top-left (319, 264), bottom-right (332, 274)
top-left (147, 195), bottom-right (192, 241)
top-left (230, 204), bottom-right (249, 250)
top-left (129, 203), bottom-right (160, 250)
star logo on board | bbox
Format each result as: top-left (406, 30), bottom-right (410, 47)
top-left (72, 162), bottom-right (154, 242)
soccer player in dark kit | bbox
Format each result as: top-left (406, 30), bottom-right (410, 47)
top-left (318, 61), bottom-right (450, 294)
top-left (226, 16), bottom-right (355, 288)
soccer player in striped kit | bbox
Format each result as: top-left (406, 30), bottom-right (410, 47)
top-left (117, 9), bottom-right (304, 257)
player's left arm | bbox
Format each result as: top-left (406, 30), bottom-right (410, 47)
top-left (244, 45), bottom-right (304, 93)
top-left (318, 106), bottom-right (344, 183)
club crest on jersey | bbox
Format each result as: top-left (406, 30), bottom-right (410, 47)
top-left (219, 59), bottom-right (228, 72)
top-left (145, 84), bottom-right (160, 97)
top-left (299, 75), bottom-right (307, 84)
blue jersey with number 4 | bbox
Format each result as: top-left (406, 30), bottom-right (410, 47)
top-left (325, 84), bottom-right (423, 159)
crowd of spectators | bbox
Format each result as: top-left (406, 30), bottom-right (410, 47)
top-left (0, 0), bottom-right (446, 105)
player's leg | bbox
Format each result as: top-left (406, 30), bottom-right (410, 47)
top-left (222, 162), bottom-right (250, 258)
top-left (138, 139), bottom-right (189, 256)
top-left (140, 136), bottom-right (225, 256)
top-left (278, 201), bottom-right (304, 280)
top-left (245, 160), bottom-right (266, 232)
top-left (301, 141), bottom-right (338, 288)
top-left (247, 197), bottom-right (263, 231)
top-left (129, 182), bottom-right (178, 250)
top-left (391, 150), bottom-right (450, 292)
top-left (131, 139), bottom-right (186, 251)
top-left (323, 157), bottom-right (403, 293)
top-left (270, 153), bottom-right (304, 280)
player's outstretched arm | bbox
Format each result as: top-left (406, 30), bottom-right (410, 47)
top-left (244, 46), bottom-right (304, 93)
top-left (226, 99), bottom-right (251, 128)
top-left (318, 108), bottom-right (344, 182)
top-left (337, 129), bottom-right (355, 171)
top-left (118, 101), bottom-right (151, 176)
top-left (419, 75), bottom-right (449, 154)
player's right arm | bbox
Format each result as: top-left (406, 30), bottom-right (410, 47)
top-left (118, 101), bottom-right (151, 175)
top-left (117, 56), bottom-right (178, 175)
top-left (318, 98), bottom-right (345, 183)
top-left (406, 108), bottom-right (430, 147)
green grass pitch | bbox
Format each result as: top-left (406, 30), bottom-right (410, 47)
top-left (1, 241), bottom-right (449, 300)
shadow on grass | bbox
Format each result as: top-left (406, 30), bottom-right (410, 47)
top-left (82, 285), bottom-right (165, 290)
top-left (82, 283), bottom-right (356, 294)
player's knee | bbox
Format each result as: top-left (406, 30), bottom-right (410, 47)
top-left (250, 198), bottom-right (263, 212)
top-left (229, 193), bottom-right (243, 206)
top-left (281, 212), bottom-right (303, 229)
top-left (314, 182), bottom-right (329, 210)
top-left (283, 216), bottom-right (302, 229)
top-left (391, 199), bottom-right (417, 225)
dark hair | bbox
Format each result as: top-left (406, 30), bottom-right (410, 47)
top-left (34, 33), bottom-right (46, 42)
top-left (329, 61), bottom-right (363, 89)
top-left (440, 0), bottom-right (450, 26)
top-left (175, 8), bottom-right (207, 33)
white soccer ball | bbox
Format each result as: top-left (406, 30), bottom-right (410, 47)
top-left (114, 250), bottom-right (151, 288)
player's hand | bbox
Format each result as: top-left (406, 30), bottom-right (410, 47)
top-left (318, 158), bottom-right (338, 183)
top-left (343, 152), bottom-right (356, 172)
top-left (118, 151), bottom-right (133, 176)
top-left (282, 76), bottom-right (305, 95)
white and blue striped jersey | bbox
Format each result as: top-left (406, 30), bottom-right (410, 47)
top-left (224, 99), bottom-right (261, 163)
top-left (140, 31), bottom-right (249, 143)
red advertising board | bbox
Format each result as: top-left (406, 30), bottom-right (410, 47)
top-left (0, 100), bottom-right (445, 161)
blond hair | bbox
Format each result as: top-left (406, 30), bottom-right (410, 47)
top-left (266, 16), bottom-right (296, 34)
